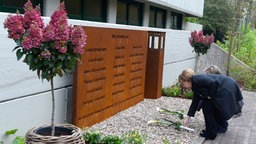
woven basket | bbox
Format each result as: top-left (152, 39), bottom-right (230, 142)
top-left (25, 124), bottom-right (85, 144)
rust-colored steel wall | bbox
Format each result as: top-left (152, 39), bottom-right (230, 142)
top-left (144, 32), bottom-right (165, 99)
top-left (73, 26), bottom-right (148, 127)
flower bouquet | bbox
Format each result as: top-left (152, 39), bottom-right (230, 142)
top-left (147, 107), bottom-right (194, 132)
top-left (189, 30), bottom-right (214, 55)
top-left (4, 0), bottom-right (86, 142)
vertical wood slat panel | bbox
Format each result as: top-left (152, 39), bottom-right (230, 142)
top-left (144, 32), bottom-right (165, 99)
top-left (73, 26), bottom-right (148, 127)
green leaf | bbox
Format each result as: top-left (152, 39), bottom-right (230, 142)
top-left (12, 46), bottom-right (21, 52)
top-left (16, 49), bottom-right (24, 61)
top-left (5, 129), bottom-right (18, 135)
top-left (57, 70), bottom-right (63, 77)
top-left (43, 60), bottom-right (50, 66)
top-left (37, 70), bottom-right (41, 79)
top-left (51, 67), bottom-right (56, 73)
top-left (57, 62), bottom-right (63, 69)
top-left (34, 57), bottom-right (39, 63)
top-left (12, 136), bottom-right (25, 144)
top-left (48, 63), bottom-right (54, 68)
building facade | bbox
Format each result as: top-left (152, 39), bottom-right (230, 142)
top-left (0, 0), bottom-right (204, 139)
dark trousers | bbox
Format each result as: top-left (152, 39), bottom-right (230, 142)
top-left (202, 99), bottom-right (228, 136)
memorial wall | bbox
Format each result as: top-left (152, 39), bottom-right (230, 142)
top-left (73, 27), bottom-right (148, 127)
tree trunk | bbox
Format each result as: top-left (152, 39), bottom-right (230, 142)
top-left (50, 77), bottom-right (55, 136)
top-left (227, 33), bottom-right (234, 76)
top-left (195, 53), bottom-right (200, 74)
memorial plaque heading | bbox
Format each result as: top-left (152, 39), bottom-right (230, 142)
top-left (73, 27), bottom-right (148, 127)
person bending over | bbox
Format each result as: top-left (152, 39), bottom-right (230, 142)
top-left (179, 68), bottom-right (243, 140)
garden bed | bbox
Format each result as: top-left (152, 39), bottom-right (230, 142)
top-left (85, 96), bottom-right (205, 144)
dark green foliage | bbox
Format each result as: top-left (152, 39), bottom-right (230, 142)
top-left (122, 130), bottom-right (145, 144)
top-left (84, 130), bottom-right (102, 144)
top-left (83, 130), bottom-right (145, 144)
top-left (216, 24), bottom-right (256, 90)
top-left (185, 17), bottom-right (199, 23)
top-left (102, 136), bottom-right (122, 144)
top-left (199, 0), bottom-right (235, 42)
top-left (162, 84), bottom-right (181, 97)
top-left (183, 90), bottom-right (194, 99)
top-left (15, 41), bottom-right (81, 81)
top-left (162, 83), bottom-right (193, 99)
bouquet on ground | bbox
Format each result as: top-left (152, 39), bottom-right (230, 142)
top-left (4, 0), bottom-right (87, 136)
top-left (189, 30), bottom-right (214, 55)
top-left (147, 107), bottom-right (194, 132)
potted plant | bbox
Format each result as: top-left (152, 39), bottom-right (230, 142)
top-left (189, 30), bottom-right (214, 55)
top-left (189, 30), bottom-right (214, 73)
top-left (4, 0), bottom-right (86, 143)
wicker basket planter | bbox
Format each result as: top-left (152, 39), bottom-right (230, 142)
top-left (25, 124), bottom-right (85, 144)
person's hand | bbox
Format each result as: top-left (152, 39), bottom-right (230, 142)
top-left (182, 116), bottom-right (191, 126)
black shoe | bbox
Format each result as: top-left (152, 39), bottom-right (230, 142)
top-left (217, 129), bottom-right (227, 133)
top-left (217, 126), bottom-right (227, 133)
top-left (199, 130), bottom-right (216, 140)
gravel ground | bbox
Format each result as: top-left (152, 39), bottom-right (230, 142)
top-left (86, 96), bottom-right (205, 144)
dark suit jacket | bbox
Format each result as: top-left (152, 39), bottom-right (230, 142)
top-left (187, 74), bottom-right (244, 120)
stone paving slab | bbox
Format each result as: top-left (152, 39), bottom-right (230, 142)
top-left (195, 90), bottom-right (256, 144)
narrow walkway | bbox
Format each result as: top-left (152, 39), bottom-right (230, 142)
top-left (195, 90), bottom-right (256, 144)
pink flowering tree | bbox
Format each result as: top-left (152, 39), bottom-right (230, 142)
top-left (4, 0), bottom-right (86, 136)
top-left (189, 30), bottom-right (214, 55)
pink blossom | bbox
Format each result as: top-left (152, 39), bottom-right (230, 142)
top-left (23, 0), bottom-right (44, 29)
top-left (55, 41), bottom-right (67, 53)
top-left (21, 22), bottom-right (43, 50)
top-left (41, 50), bottom-right (51, 59)
top-left (73, 46), bottom-right (85, 54)
top-left (198, 30), bottom-right (203, 37)
top-left (70, 26), bottom-right (86, 54)
top-left (49, 2), bottom-right (69, 41)
top-left (43, 24), bottom-right (56, 41)
top-left (189, 29), bottom-right (215, 55)
top-left (3, 14), bottom-right (25, 40)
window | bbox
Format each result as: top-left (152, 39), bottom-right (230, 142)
top-left (170, 12), bottom-right (183, 30)
top-left (149, 6), bottom-right (166, 28)
top-left (64, 0), bottom-right (107, 22)
top-left (0, 0), bottom-right (43, 14)
top-left (116, 0), bottom-right (143, 26)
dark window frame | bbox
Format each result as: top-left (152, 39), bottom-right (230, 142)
top-left (116, 0), bottom-right (143, 26)
top-left (0, 0), bottom-right (43, 14)
top-left (149, 6), bottom-right (166, 28)
top-left (170, 11), bottom-right (183, 30)
top-left (63, 0), bottom-right (107, 22)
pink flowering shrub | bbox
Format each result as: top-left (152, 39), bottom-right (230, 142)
top-left (189, 30), bottom-right (214, 55)
top-left (4, 0), bottom-right (86, 81)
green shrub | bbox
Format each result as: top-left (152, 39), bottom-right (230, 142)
top-left (84, 130), bottom-right (103, 144)
top-left (230, 63), bottom-right (256, 90)
top-left (183, 90), bottom-right (193, 99)
top-left (83, 130), bottom-right (145, 144)
top-left (122, 130), bottom-right (145, 144)
top-left (102, 135), bottom-right (122, 144)
top-left (162, 83), bottom-right (181, 97)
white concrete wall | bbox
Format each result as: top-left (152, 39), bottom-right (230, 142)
top-left (43, 0), bottom-right (59, 17)
top-left (184, 22), bottom-right (203, 32)
top-left (162, 30), bottom-right (197, 87)
top-left (145, 0), bottom-right (204, 17)
top-left (0, 11), bottom-right (199, 140)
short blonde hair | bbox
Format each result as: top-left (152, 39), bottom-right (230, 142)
top-left (204, 65), bottom-right (221, 74)
top-left (179, 68), bottom-right (195, 82)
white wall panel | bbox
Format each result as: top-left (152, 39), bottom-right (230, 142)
top-left (0, 88), bottom-right (67, 141)
top-left (145, 0), bottom-right (204, 17)
top-left (162, 29), bottom-right (196, 87)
